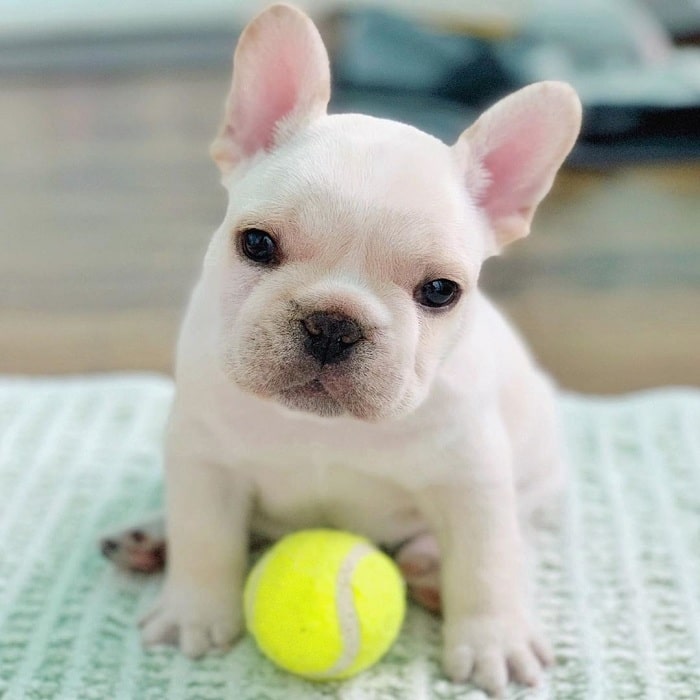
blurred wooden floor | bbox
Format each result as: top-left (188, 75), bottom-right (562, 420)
top-left (1, 69), bottom-right (699, 393)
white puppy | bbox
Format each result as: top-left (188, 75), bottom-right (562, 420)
top-left (123, 4), bottom-right (581, 695)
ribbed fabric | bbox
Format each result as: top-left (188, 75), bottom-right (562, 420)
top-left (1, 375), bottom-right (699, 699)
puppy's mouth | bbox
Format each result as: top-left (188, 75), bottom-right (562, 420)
top-left (294, 378), bottom-right (326, 395)
top-left (277, 377), bottom-right (345, 418)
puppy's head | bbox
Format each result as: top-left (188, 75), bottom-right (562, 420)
top-left (205, 4), bottom-right (581, 421)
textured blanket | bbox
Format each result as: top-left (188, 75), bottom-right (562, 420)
top-left (1, 375), bottom-right (699, 699)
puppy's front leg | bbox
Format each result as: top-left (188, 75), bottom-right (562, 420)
top-left (418, 412), bottom-right (552, 696)
top-left (140, 430), bottom-right (252, 658)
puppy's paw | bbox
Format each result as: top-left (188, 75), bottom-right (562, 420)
top-left (443, 612), bottom-right (553, 696)
top-left (395, 532), bottom-right (442, 613)
top-left (101, 522), bottom-right (166, 574)
top-left (139, 582), bottom-right (243, 658)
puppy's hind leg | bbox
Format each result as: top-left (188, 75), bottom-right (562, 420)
top-left (100, 516), bottom-right (166, 574)
top-left (395, 532), bottom-right (442, 614)
top-left (100, 519), bottom-right (273, 574)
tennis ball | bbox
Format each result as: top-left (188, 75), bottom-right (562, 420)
top-left (244, 529), bottom-right (406, 680)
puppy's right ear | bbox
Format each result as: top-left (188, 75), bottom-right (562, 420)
top-left (210, 4), bottom-right (331, 175)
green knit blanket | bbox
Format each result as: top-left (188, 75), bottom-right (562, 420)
top-left (1, 375), bottom-right (699, 699)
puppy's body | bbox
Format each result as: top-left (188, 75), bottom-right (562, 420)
top-left (126, 6), bottom-right (581, 695)
top-left (178, 280), bottom-right (561, 544)
top-left (170, 115), bottom-right (562, 558)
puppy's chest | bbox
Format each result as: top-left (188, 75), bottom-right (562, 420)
top-left (247, 457), bottom-right (426, 546)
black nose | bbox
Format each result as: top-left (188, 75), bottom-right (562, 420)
top-left (301, 312), bottom-right (363, 365)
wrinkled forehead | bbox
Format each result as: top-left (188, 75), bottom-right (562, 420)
top-left (228, 115), bottom-right (486, 280)
top-left (264, 115), bottom-right (469, 215)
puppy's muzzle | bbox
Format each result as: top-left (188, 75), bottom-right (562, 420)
top-left (301, 311), bottom-right (362, 365)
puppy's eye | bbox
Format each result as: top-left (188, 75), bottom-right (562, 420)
top-left (416, 279), bottom-right (460, 309)
top-left (240, 228), bottom-right (276, 264)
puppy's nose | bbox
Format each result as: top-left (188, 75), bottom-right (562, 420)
top-left (301, 312), bottom-right (362, 365)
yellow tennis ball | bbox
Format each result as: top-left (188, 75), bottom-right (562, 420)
top-left (244, 528), bottom-right (406, 680)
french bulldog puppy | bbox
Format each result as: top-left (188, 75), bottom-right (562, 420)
top-left (107, 4), bottom-right (581, 694)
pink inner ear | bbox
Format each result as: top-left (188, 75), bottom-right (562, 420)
top-left (478, 117), bottom-right (552, 221)
top-left (235, 53), bottom-right (303, 156)
top-left (458, 81), bottom-right (581, 249)
top-left (216, 7), bottom-right (331, 169)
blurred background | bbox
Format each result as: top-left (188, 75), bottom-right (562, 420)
top-left (1, 0), bottom-right (698, 393)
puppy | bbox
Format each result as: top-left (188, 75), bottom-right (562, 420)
top-left (104, 4), bottom-right (581, 694)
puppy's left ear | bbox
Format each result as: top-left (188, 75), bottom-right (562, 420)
top-left (210, 4), bottom-right (331, 175)
top-left (454, 81), bottom-right (582, 255)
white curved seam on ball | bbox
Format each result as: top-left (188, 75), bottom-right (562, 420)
top-left (320, 542), bottom-right (374, 678)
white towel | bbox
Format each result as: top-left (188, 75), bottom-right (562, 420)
top-left (1, 374), bottom-right (699, 699)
